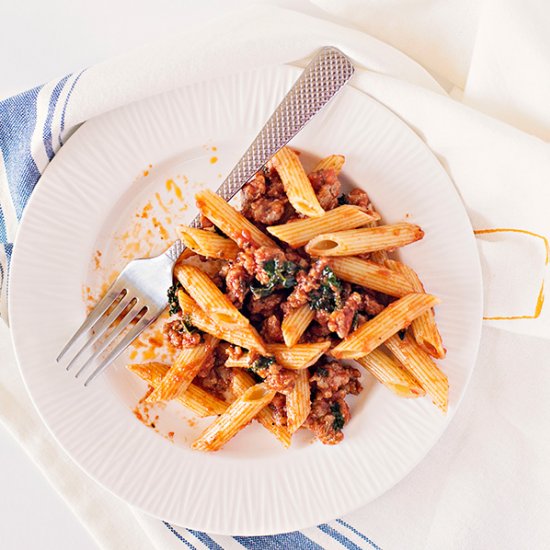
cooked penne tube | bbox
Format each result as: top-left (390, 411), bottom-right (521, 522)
top-left (384, 333), bottom-right (449, 412)
top-left (286, 370), bottom-right (311, 434)
top-left (231, 370), bottom-right (291, 448)
top-left (225, 342), bottom-right (331, 370)
top-left (355, 349), bottom-right (425, 398)
top-left (305, 223), bottom-right (424, 257)
top-left (271, 147), bottom-right (324, 217)
top-left (224, 355), bottom-right (251, 369)
top-left (192, 383), bottom-right (276, 451)
top-left (364, 213), bottom-right (388, 264)
top-left (385, 260), bottom-right (446, 359)
top-left (175, 264), bottom-right (241, 326)
top-left (312, 154), bottom-right (345, 174)
top-left (195, 189), bottom-right (277, 248)
top-left (282, 304), bottom-right (315, 347)
top-left (176, 226), bottom-right (239, 260)
top-left (177, 290), bottom-right (265, 352)
top-left (331, 293), bottom-right (440, 359)
top-left (370, 250), bottom-right (389, 264)
top-left (266, 205), bottom-right (379, 248)
top-left (266, 342), bottom-right (330, 369)
top-left (128, 362), bottom-right (228, 416)
top-left (146, 334), bottom-right (218, 403)
top-left (331, 257), bottom-right (415, 297)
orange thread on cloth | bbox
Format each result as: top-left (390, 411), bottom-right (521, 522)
top-left (483, 282), bottom-right (544, 321)
top-left (474, 228), bottom-right (549, 265)
top-left (474, 228), bottom-right (548, 320)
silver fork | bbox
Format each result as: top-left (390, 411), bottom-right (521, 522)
top-left (57, 46), bottom-right (355, 385)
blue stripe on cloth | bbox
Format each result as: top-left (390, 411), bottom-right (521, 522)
top-left (2, 243), bottom-right (13, 297)
top-left (0, 203), bottom-right (7, 244)
top-left (163, 522), bottom-right (197, 549)
top-left (0, 247), bottom-right (5, 284)
top-left (0, 85), bottom-right (43, 219)
top-left (60, 69), bottom-right (85, 143)
top-left (318, 523), bottom-right (363, 550)
top-left (5, 242), bottom-right (13, 264)
top-left (187, 529), bottom-right (224, 549)
top-left (234, 532), bottom-right (323, 549)
top-left (335, 520), bottom-right (382, 550)
top-left (42, 75), bottom-right (70, 160)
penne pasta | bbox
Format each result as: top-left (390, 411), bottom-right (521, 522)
top-left (370, 250), bottom-right (389, 264)
top-left (305, 223), bottom-right (424, 257)
top-left (266, 205), bottom-right (379, 248)
top-left (271, 147), bottom-right (324, 217)
top-left (265, 342), bottom-right (331, 369)
top-left (128, 362), bottom-right (228, 416)
top-left (225, 342), bottom-right (331, 370)
top-left (384, 333), bottom-right (449, 412)
top-left (364, 211), bottom-right (389, 264)
top-left (192, 383), bottom-right (276, 451)
top-left (331, 293), bottom-right (440, 359)
top-left (195, 189), bottom-right (277, 248)
top-left (312, 154), bottom-right (345, 174)
top-left (176, 226), bottom-right (239, 260)
top-left (386, 260), bottom-right (446, 359)
top-left (175, 264), bottom-right (242, 326)
top-left (231, 370), bottom-right (291, 448)
top-left (281, 304), bottom-right (315, 347)
top-left (223, 355), bottom-right (251, 369)
top-left (286, 370), bottom-right (311, 434)
top-left (355, 348), bottom-right (425, 399)
top-left (146, 334), bottom-right (218, 403)
top-left (177, 290), bottom-right (265, 352)
top-left (331, 257), bottom-right (415, 297)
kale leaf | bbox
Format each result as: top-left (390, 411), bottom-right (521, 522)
top-left (247, 369), bottom-right (266, 383)
top-left (330, 401), bottom-right (345, 431)
top-left (250, 355), bottom-right (275, 373)
top-left (250, 259), bottom-right (299, 298)
top-left (316, 366), bottom-right (329, 377)
top-left (337, 193), bottom-right (349, 206)
top-left (175, 315), bottom-right (197, 335)
top-left (308, 266), bottom-right (343, 312)
top-left (167, 281), bottom-right (183, 315)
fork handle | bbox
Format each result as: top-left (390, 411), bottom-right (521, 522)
top-left (190, 46), bottom-right (354, 227)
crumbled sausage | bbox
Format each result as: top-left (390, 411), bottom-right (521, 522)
top-left (247, 292), bottom-right (284, 317)
top-left (242, 172), bottom-right (288, 225)
top-left (163, 319), bottom-right (202, 348)
top-left (308, 169), bottom-right (341, 211)
top-left (269, 393), bottom-right (287, 426)
top-left (262, 362), bottom-right (297, 393)
top-left (285, 259), bottom-right (329, 309)
top-left (346, 188), bottom-right (374, 213)
top-left (261, 314), bottom-right (284, 343)
top-left (222, 263), bottom-right (251, 308)
top-left (362, 292), bottom-right (386, 316)
top-left (194, 347), bottom-right (232, 400)
top-left (326, 292), bottom-right (363, 338)
top-left (304, 396), bottom-right (351, 445)
top-left (309, 361), bottom-right (362, 400)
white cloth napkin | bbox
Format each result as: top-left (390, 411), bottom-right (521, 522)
top-left (1, 1), bottom-right (550, 548)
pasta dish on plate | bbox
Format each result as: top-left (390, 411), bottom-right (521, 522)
top-left (126, 147), bottom-right (448, 451)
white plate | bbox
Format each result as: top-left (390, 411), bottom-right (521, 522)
top-left (9, 65), bottom-right (483, 535)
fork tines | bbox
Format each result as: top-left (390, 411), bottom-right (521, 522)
top-left (57, 282), bottom-right (150, 386)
